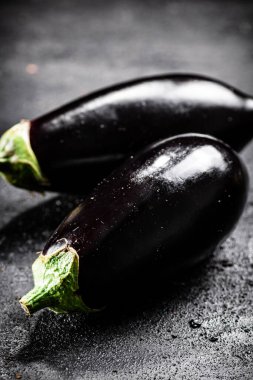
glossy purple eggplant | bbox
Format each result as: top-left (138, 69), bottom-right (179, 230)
top-left (1, 73), bottom-right (253, 192)
top-left (20, 134), bottom-right (248, 314)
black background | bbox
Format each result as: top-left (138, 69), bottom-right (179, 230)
top-left (1, 1), bottom-right (253, 379)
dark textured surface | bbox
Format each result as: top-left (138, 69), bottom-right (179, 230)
top-left (1, 1), bottom-right (253, 379)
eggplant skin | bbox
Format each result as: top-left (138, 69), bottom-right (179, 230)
top-left (30, 73), bottom-right (253, 192)
top-left (44, 134), bottom-right (248, 308)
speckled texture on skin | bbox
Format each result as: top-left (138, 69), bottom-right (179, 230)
top-left (1, 0), bottom-right (253, 379)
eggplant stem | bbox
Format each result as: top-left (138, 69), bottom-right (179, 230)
top-left (0, 120), bottom-right (49, 190)
top-left (19, 245), bottom-right (95, 315)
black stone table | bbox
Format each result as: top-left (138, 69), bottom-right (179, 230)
top-left (1, 1), bottom-right (253, 379)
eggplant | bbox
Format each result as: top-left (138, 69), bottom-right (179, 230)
top-left (1, 73), bottom-right (253, 192)
top-left (20, 134), bottom-right (248, 314)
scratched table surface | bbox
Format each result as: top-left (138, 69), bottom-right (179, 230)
top-left (1, 0), bottom-right (253, 379)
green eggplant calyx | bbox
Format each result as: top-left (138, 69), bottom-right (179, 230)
top-left (19, 241), bottom-right (94, 315)
top-left (0, 120), bottom-right (49, 190)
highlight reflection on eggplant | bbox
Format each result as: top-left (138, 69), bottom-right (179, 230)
top-left (1, 73), bottom-right (253, 192)
top-left (20, 134), bottom-right (248, 314)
